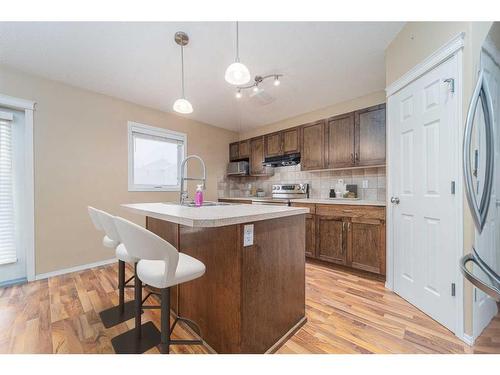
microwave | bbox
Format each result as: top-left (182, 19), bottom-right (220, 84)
top-left (227, 161), bottom-right (249, 176)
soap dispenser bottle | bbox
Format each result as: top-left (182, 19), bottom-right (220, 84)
top-left (194, 184), bottom-right (204, 207)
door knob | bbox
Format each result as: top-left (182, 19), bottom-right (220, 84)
top-left (390, 196), bottom-right (400, 204)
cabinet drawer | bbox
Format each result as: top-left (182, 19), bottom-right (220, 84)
top-left (290, 202), bottom-right (316, 214)
top-left (316, 204), bottom-right (385, 220)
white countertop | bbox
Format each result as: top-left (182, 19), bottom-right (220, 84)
top-left (292, 198), bottom-right (386, 207)
top-left (218, 197), bottom-right (386, 207)
top-left (122, 202), bottom-right (309, 228)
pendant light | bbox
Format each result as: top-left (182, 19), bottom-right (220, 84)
top-left (225, 22), bottom-right (251, 85)
top-left (173, 31), bottom-right (193, 114)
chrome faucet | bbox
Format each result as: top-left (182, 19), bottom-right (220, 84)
top-left (179, 155), bottom-right (206, 205)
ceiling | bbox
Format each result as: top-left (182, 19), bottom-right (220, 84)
top-left (0, 22), bottom-right (404, 132)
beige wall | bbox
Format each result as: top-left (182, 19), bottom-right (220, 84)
top-left (239, 90), bottom-right (386, 140)
top-left (0, 65), bottom-right (237, 275)
top-left (385, 21), bottom-right (493, 337)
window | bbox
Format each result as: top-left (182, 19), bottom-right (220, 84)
top-left (128, 122), bottom-right (186, 191)
top-left (0, 111), bottom-right (16, 265)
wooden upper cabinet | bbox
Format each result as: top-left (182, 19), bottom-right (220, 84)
top-left (326, 113), bottom-right (355, 169)
top-left (239, 140), bottom-right (250, 159)
top-left (316, 216), bottom-right (346, 265)
top-left (282, 128), bottom-right (300, 154)
top-left (249, 137), bottom-right (267, 176)
top-left (301, 120), bottom-right (325, 170)
top-left (229, 142), bottom-right (239, 161)
top-left (355, 104), bottom-right (386, 166)
top-left (264, 132), bottom-right (283, 158)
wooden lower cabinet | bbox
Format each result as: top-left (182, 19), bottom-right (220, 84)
top-left (348, 217), bottom-right (386, 275)
top-left (305, 214), bottom-right (316, 258)
top-left (316, 215), bottom-right (347, 265)
top-left (292, 202), bottom-right (386, 276)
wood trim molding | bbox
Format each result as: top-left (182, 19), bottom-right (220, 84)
top-left (385, 32), bottom-right (465, 97)
top-left (0, 93), bottom-right (36, 111)
top-left (0, 94), bottom-right (36, 282)
top-left (35, 258), bottom-right (117, 280)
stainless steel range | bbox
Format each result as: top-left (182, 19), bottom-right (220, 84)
top-left (251, 183), bottom-right (309, 206)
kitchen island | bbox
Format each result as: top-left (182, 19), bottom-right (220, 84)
top-left (122, 202), bottom-right (309, 354)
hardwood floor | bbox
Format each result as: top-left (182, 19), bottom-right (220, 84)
top-left (0, 261), bottom-right (498, 354)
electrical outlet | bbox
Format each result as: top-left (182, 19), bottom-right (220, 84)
top-left (362, 179), bottom-right (368, 188)
top-left (243, 224), bottom-right (254, 247)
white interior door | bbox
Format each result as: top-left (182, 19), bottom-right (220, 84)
top-left (389, 55), bottom-right (459, 333)
top-left (0, 107), bottom-right (26, 286)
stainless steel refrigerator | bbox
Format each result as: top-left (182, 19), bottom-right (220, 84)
top-left (460, 22), bottom-right (500, 336)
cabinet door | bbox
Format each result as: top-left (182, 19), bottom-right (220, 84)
top-left (326, 113), bottom-right (355, 168)
top-left (282, 128), bottom-right (300, 154)
top-left (301, 120), bottom-right (325, 170)
top-left (348, 217), bottom-right (386, 275)
top-left (239, 140), bottom-right (250, 159)
top-left (264, 132), bottom-right (283, 157)
top-left (305, 214), bottom-right (316, 258)
top-left (229, 142), bottom-right (239, 161)
top-left (355, 104), bottom-right (386, 166)
top-left (250, 137), bottom-right (266, 175)
top-left (316, 216), bottom-right (346, 265)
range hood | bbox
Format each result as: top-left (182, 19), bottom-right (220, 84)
top-left (262, 153), bottom-right (301, 167)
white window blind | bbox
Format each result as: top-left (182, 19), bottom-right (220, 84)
top-left (0, 116), bottom-right (16, 265)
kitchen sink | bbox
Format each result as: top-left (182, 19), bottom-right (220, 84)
top-left (163, 201), bottom-right (231, 207)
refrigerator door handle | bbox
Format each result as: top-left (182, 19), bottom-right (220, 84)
top-left (463, 69), bottom-right (495, 233)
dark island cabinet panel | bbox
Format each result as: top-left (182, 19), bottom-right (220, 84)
top-left (300, 120), bottom-right (325, 170)
top-left (355, 104), bottom-right (386, 166)
top-left (326, 112), bottom-right (355, 169)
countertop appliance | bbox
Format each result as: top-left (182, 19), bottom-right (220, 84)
top-left (262, 152), bottom-right (301, 167)
top-left (460, 23), bottom-right (500, 328)
top-left (251, 183), bottom-right (309, 206)
top-left (227, 160), bottom-right (249, 176)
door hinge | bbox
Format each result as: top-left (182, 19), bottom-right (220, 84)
top-left (444, 78), bottom-right (455, 93)
top-left (451, 283), bottom-right (456, 297)
top-left (451, 181), bottom-right (456, 195)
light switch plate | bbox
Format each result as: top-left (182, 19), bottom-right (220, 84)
top-left (362, 179), bottom-right (368, 188)
top-left (243, 224), bottom-right (254, 247)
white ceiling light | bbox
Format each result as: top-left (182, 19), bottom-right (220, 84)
top-left (225, 22), bottom-right (251, 86)
top-left (236, 74), bottom-right (283, 99)
top-left (173, 31), bottom-right (193, 114)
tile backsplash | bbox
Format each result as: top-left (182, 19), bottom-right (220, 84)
top-left (217, 165), bottom-right (386, 201)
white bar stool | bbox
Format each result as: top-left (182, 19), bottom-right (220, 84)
top-left (87, 207), bottom-right (142, 328)
top-left (112, 216), bottom-right (206, 354)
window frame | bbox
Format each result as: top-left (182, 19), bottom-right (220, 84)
top-left (127, 121), bottom-right (187, 192)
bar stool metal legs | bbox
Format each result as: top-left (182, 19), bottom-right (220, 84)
top-left (111, 264), bottom-right (161, 354)
top-left (159, 288), bottom-right (171, 354)
top-left (99, 260), bottom-right (141, 329)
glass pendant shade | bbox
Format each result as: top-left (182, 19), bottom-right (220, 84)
top-left (225, 62), bottom-right (251, 85)
top-left (173, 98), bottom-right (193, 114)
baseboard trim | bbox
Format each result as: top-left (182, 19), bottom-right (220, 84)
top-left (462, 333), bottom-right (475, 346)
top-left (0, 277), bottom-right (27, 288)
top-left (35, 258), bottom-right (117, 280)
